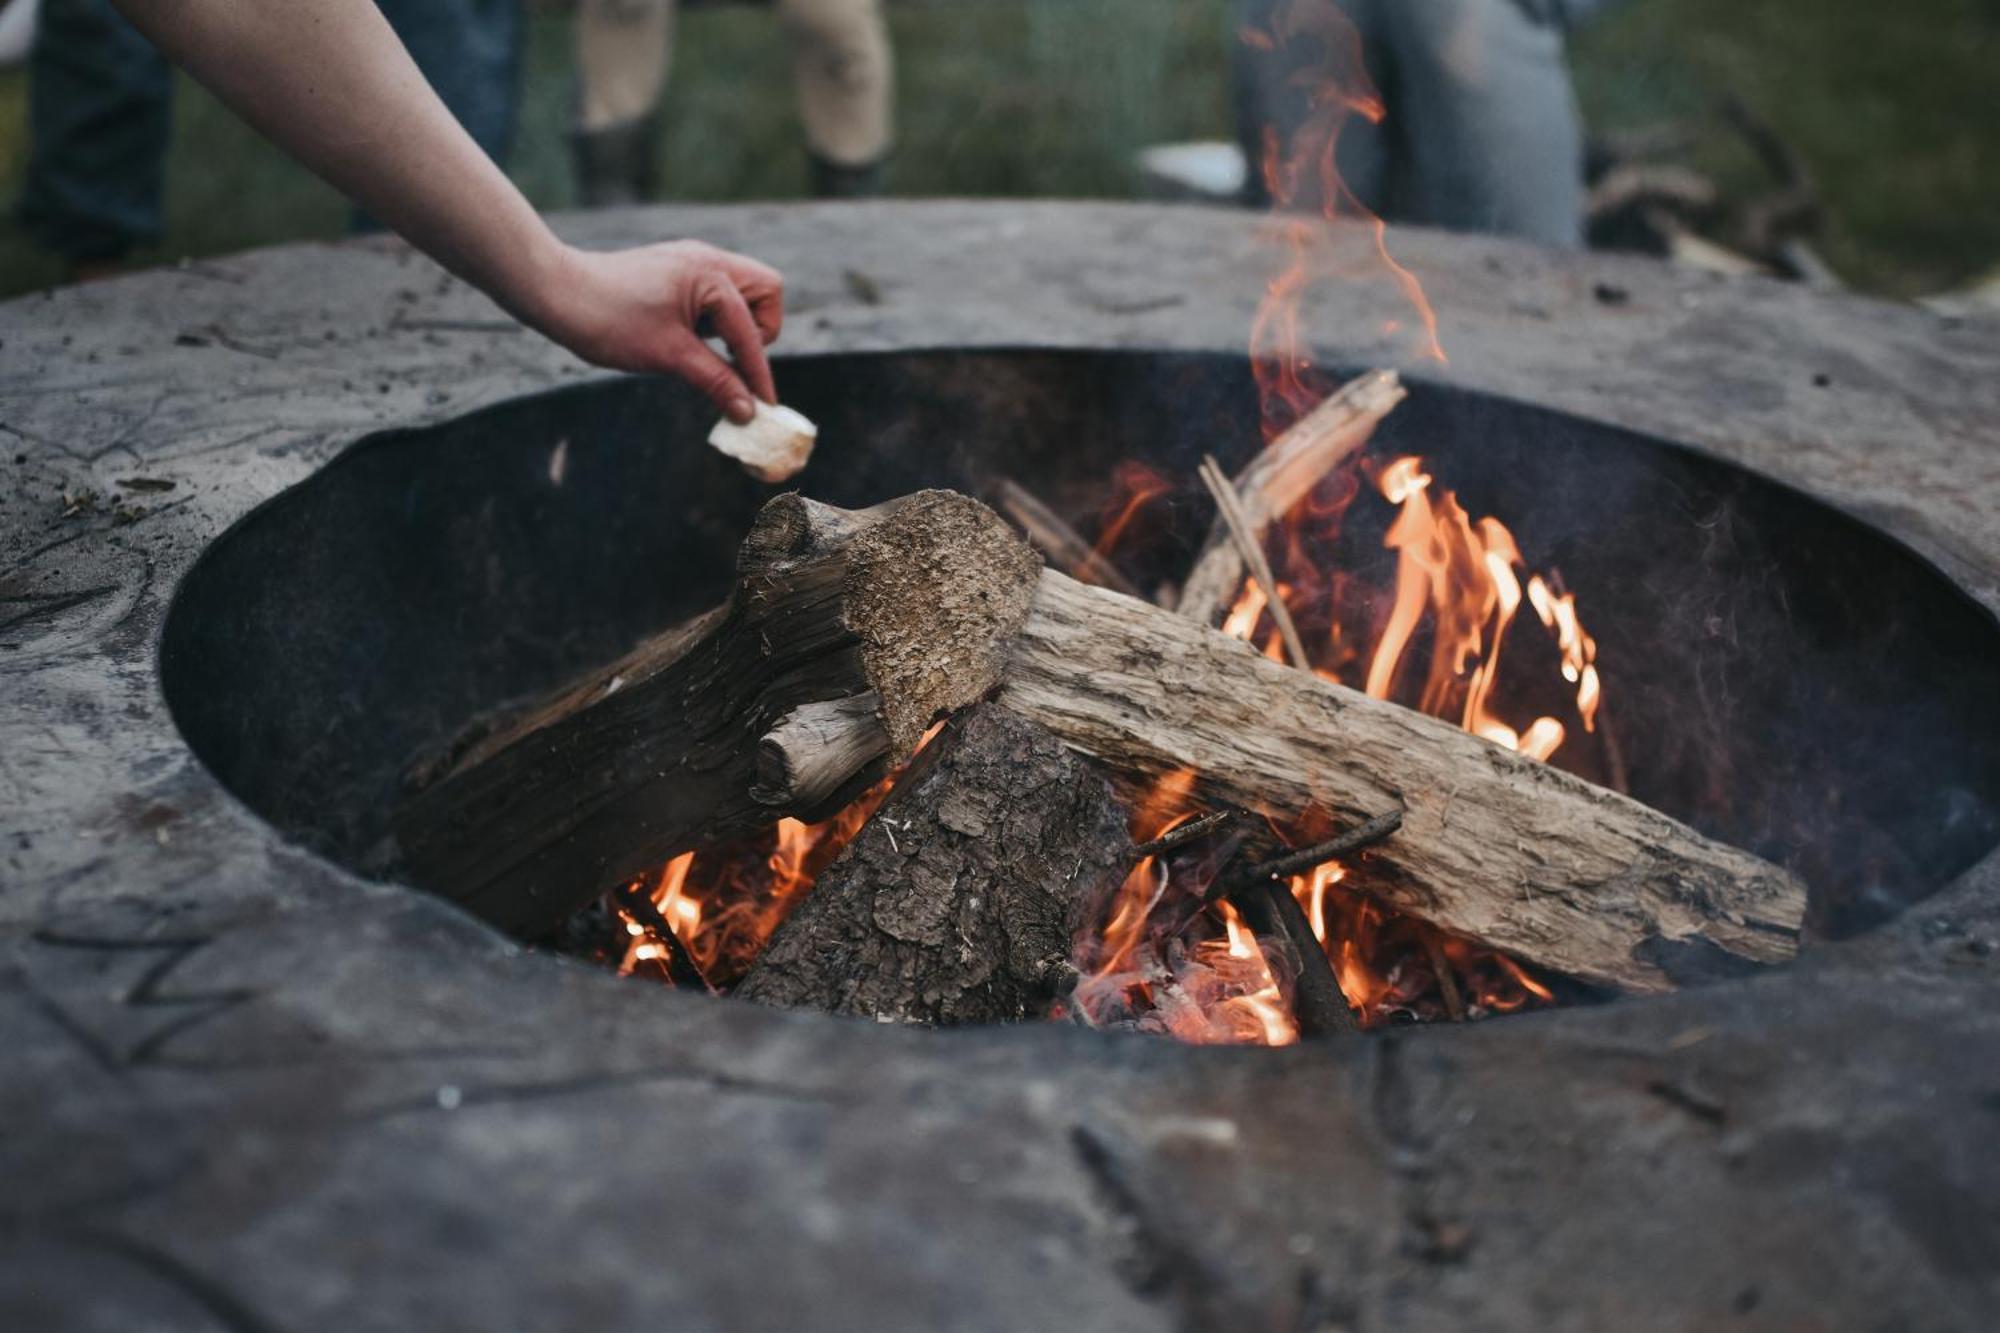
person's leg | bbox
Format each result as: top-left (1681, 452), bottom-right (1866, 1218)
top-left (18, 0), bottom-right (174, 272)
top-left (776, 0), bottom-right (893, 197)
top-left (572, 0), bottom-right (675, 204)
top-left (1373, 0), bottom-right (1584, 246)
top-left (357, 0), bottom-right (521, 230)
top-left (379, 0), bottom-right (524, 166)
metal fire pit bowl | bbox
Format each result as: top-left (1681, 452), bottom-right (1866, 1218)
top-left (6, 203), bottom-right (2000, 1331)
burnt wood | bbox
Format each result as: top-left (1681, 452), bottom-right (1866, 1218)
top-left (392, 490), bottom-right (1041, 936)
top-left (1005, 570), bottom-right (1807, 994)
top-left (736, 704), bottom-right (1131, 1024)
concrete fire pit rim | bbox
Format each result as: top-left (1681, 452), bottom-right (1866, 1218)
top-left (7, 201), bottom-right (2000, 1332)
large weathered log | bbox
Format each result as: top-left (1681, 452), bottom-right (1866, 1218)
top-left (401, 489), bottom-right (1806, 994)
top-left (736, 704), bottom-right (1132, 1024)
top-left (393, 490), bottom-right (1040, 936)
top-left (1001, 571), bottom-right (1806, 993)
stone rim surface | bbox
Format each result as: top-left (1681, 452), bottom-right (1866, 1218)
top-left (4, 202), bottom-right (1998, 1331)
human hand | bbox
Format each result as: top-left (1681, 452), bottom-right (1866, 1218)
top-left (530, 240), bottom-right (784, 423)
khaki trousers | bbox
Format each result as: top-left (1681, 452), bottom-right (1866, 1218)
top-left (575, 0), bottom-right (892, 167)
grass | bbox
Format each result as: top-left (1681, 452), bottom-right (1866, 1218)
top-left (0, 0), bottom-right (1992, 299)
top-left (1570, 0), bottom-right (2000, 296)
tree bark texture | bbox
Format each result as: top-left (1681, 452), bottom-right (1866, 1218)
top-left (736, 704), bottom-right (1132, 1024)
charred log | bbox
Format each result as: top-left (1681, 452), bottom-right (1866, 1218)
top-left (735, 704), bottom-right (1132, 1024)
top-left (393, 490), bottom-right (1040, 936)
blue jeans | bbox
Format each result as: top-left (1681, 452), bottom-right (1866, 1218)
top-left (19, 0), bottom-right (524, 261)
top-left (1238, 0), bottom-right (1586, 247)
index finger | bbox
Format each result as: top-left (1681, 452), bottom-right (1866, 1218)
top-left (702, 282), bottom-right (777, 405)
top-left (720, 255), bottom-right (785, 344)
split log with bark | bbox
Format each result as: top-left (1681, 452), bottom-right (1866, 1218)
top-left (395, 488), bottom-right (1807, 995)
top-left (736, 703), bottom-right (1131, 1024)
top-left (393, 490), bottom-right (1041, 934)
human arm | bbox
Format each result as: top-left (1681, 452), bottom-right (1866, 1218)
top-left (109, 0), bottom-right (780, 421)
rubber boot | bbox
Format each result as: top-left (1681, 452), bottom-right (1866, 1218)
top-left (571, 117), bottom-right (659, 207)
top-left (807, 152), bottom-right (886, 200)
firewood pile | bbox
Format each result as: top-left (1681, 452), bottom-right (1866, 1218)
top-left (394, 372), bottom-right (1808, 1039)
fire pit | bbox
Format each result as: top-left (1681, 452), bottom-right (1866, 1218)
top-left (163, 348), bottom-right (2000, 1035)
top-left (7, 202), bottom-right (2000, 1330)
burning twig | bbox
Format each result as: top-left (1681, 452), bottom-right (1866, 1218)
top-left (1160, 811), bottom-right (1402, 1037)
top-left (1221, 812), bottom-right (1405, 1036)
top-left (1225, 809), bottom-right (1405, 890)
top-left (1130, 809), bottom-right (1236, 859)
top-left (1198, 455), bottom-right (1310, 671)
top-left (1178, 369), bottom-right (1405, 626)
top-left (613, 881), bottom-right (712, 993)
top-left (992, 478), bottom-right (1143, 599)
top-left (1424, 934), bottom-right (1467, 1022)
top-left (1229, 873), bottom-right (1358, 1037)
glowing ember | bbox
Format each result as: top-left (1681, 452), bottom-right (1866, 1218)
top-left (614, 773), bottom-right (896, 989)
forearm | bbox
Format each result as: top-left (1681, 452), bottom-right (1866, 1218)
top-left (110, 0), bottom-right (565, 329)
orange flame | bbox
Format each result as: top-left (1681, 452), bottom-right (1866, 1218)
top-left (1247, 0), bottom-right (1442, 442)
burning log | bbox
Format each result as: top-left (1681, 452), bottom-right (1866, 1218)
top-left (397, 489), bottom-right (1806, 995)
top-left (1176, 368), bottom-right (1406, 626)
top-left (735, 703), bottom-right (1131, 1024)
top-left (1002, 572), bottom-right (1805, 993)
top-left (393, 490), bottom-right (1041, 935)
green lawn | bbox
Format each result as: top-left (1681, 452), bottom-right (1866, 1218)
top-left (0, 0), bottom-right (1992, 299)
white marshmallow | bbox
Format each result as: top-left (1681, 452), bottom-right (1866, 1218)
top-left (706, 401), bottom-right (818, 483)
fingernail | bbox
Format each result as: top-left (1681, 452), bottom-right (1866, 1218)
top-left (729, 398), bottom-right (756, 424)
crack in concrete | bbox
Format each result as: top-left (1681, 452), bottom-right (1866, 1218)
top-left (343, 1063), bottom-right (860, 1124)
top-left (0, 585), bottom-right (120, 636)
top-left (1068, 1122), bottom-right (1220, 1331)
top-left (27, 931), bottom-right (258, 1067)
top-left (62, 1226), bottom-right (291, 1333)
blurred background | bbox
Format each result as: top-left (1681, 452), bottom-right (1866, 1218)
top-left (0, 0), bottom-right (1993, 303)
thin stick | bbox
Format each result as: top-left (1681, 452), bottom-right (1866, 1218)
top-left (1198, 455), bottom-right (1311, 671)
top-left (992, 478), bottom-right (1143, 599)
top-left (1132, 810), bottom-right (1236, 859)
top-left (1229, 808), bottom-right (1404, 890)
top-left (1232, 877), bottom-right (1359, 1037)
top-left (1424, 934), bottom-right (1466, 1022)
top-left (1178, 368), bottom-right (1405, 625)
top-left (613, 882), bottom-right (712, 993)
top-left (1595, 702), bottom-right (1631, 796)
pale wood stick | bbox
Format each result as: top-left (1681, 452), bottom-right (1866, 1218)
top-left (1198, 455), bottom-right (1311, 672)
top-left (992, 478), bottom-right (1143, 599)
top-left (1178, 369), bottom-right (1406, 625)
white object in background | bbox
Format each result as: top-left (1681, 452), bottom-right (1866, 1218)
top-left (1137, 141), bottom-right (1250, 203)
top-left (706, 401), bottom-right (818, 484)
top-left (0, 0), bottom-right (41, 68)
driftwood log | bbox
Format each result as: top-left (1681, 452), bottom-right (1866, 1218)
top-left (396, 489), bottom-right (1807, 993)
top-left (736, 703), bottom-right (1131, 1023)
